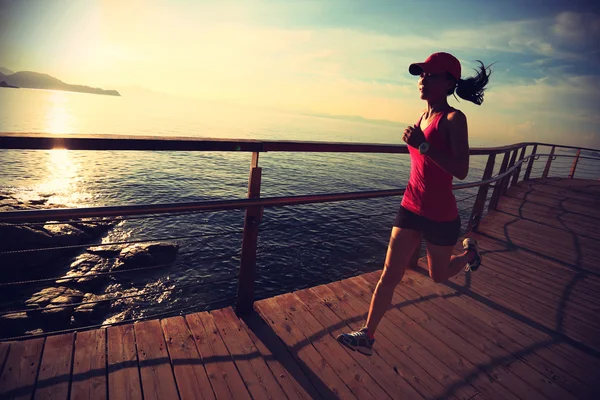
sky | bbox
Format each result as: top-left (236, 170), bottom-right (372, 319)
top-left (1, 0), bottom-right (600, 148)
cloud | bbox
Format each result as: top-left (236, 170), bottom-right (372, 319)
top-left (552, 11), bottom-right (600, 46)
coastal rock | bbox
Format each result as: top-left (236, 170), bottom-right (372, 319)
top-left (0, 224), bottom-right (55, 251)
top-left (73, 293), bottom-right (111, 324)
top-left (42, 223), bottom-right (89, 246)
top-left (56, 253), bottom-right (114, 290)
top-left (87, 244), bottom-right (124, 257)
top-left (72, 220), bottom-right (118, 236)
top-left (25, 286), bottom-right (84, 312)
top-left (113, 242), bottom-right (179, 271)
top-left (24, 286), bottom-right (84, 324)
top-left (0, 312), bottom-right (29, 322)
top-left (0, 190), bottom-right (116, 275)
top-left (0, 312), bottom-right (37, 337)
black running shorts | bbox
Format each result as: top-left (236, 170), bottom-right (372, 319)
top-left (393, 205), bottom-right (461, 246)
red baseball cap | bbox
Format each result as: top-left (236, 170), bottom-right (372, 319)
top-left (409, 52), bottom-right (461, 81)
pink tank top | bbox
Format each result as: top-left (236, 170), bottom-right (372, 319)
top-left (401, 110), bottom-right (458, 222)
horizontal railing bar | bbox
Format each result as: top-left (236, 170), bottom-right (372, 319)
top-left (535, 154), bottom-right (600, 161)
top-left (0, 133), bottom-right (264, 152)
top-left (0, 153), bottom-right (539, 223)
top-left (0, 189), bottom-right (408, 222)
top-left (3, 133), bottom-right (599, 155)
top-left (534, 142), bottom-right (600, 153)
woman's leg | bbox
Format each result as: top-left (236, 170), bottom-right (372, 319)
top-left (407, 237), bottom-right (422, 270)
top-left (425, 240), bottom-right (474, 283)
top-left (365, 227), bottom-right (422, 336)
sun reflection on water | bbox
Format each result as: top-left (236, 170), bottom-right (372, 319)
top-left (46, 91), bottom-right (76, 134)
top-left (35, 91), bottom-right (86, 205)
top-left (36, 149), bottom-right (84, 206)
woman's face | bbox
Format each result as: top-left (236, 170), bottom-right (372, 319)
top-left (418, 72), bottom-right (453, 101)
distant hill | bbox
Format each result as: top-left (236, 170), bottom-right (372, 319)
top-left (0, 67), bottom-right (14, 75)
top-left (0, 69), bottom-right (120, 96)
top-left (0, 80), bottom-right (19, 88)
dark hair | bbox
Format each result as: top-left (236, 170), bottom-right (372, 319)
top-left (448, 61), bottom-right (494, 105)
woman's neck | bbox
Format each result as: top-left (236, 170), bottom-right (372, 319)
top-left (425, 99), bottom-right (451, 118)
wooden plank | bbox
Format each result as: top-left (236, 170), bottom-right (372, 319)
top-left (509, 179), bottom-right (598, 203)
top-left (240, 310), bottom-right (318, 399)
top-left (470, 232), bottom-right (600, 295)
top-left (134, 320), bottom-right (179, 400)
top-left (476, 239), bottom-right (600, 301)
top-left (499, 193), bottom-right (600, 223)
top-left (481, 211), bottom-right (600, 257)
top-left (503, 190), bottom-right (600, 218)
top-left (161, 316), bottom-right (215, 400)
top-left (403, 261), bottom-right (600, 387)
top-left (505, 182), bottom-right (598, 204)
top-left (273, 293), bottom-right (389, 400)
top-left (496, 202), bottom-right (600, 239)
top-left (484, 206), bottom-right (600, 247)
top-left (254, 297), bottom-right (358, 399)
top-left (478, 248), bottom-right (600, 311)
top-left (351, 276), bottom-right (546, 400)
top-left (478, 216), bottom-right (600, 272)
top-left (34, 333), bottom-right (75, 400)
top-left (451, 268), bottom-right (600, 350)
top-left (452, 247), bottom-right (599, 339)
top-left (208, 308), bottom-right (271, 400)
top-left (469, 257), bottom-right (600, 328)
top-left (210, 308), bottom-right (285, 400)
top-left (508, 181), bottom-right (600, 206)
top-left (317, 281), bottom-right (461, 400)
top-left (185, 312), bottom-right (251, 400)
top-left (293, 287), bottom-right (435, 400)
top-left (396, 276), bottom-right (579, 400)
top-left (403, 269), bottom-right (599, 400)
top-left (304, 284), bottom-right (476, 400)
top-left (71, 329), bottom-right (106, 400)
top-left (327, 279), bottom-right (510, 400)
top-left (0, 338), bottom-right (44, 400)
top-left (107, 324), bottom-right (143, 400)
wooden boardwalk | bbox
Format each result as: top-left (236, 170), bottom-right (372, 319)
top-left (1, 177), bottom-right (599, 399)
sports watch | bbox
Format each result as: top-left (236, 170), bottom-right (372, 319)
top-left (418, 141), bottom-right (430, 155)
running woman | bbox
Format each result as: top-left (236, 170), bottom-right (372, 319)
top-left (337, 52), bottom-right (493, 355)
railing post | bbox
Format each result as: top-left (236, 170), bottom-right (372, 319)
top-left (489, 151), bottom-right (510, 211)
top-left (569, 149), bottom-right (581, 178)
top-left (524, 144), bottom-right (537, 180)
top-left (236, 152), bottom-right (262, 315)
top-left (502, 149), bottom-right (519, 195)
top-left (468, 153), bottom-right (496, 232)
top-left (542, 146), bottom-right (555, 179)
top-left (511, 146), bottom-right (527, 188)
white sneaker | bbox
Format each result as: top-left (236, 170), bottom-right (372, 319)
top-left (336, 327), bottom-right (375, 356)
top-left (463, 238), bottom-right (482, 271)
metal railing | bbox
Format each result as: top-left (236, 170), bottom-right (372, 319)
top-left (1, 133), bottom-right (599, 329)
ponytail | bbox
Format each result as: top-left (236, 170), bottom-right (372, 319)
top-left (450, 61), bottom-right (493, 105)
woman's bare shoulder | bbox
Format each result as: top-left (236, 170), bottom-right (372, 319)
top-left (446, 108), bottom-right (466, 122)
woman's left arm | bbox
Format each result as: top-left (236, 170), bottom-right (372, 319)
top-left (421, 111), bottom-right (470, 180)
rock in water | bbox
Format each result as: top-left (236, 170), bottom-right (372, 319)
top-left (113, 242), bottom-right (179, 271)
top-left (25, 286), bottom-right (84, 317)
top-left (86, 244), bottom-right (123, 257)
top-left (73, 293), bottom-right (111, 324)
top-left (56, 253), bottom-right (114, 290)
top-left (42, 223), bottom-right (89, 246)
